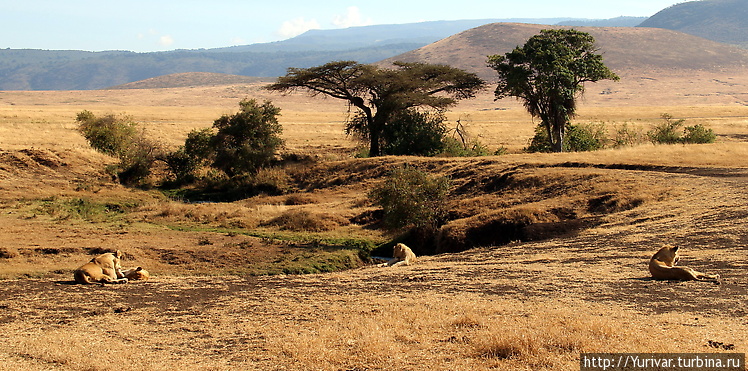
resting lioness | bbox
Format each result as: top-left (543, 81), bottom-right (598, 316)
top-left (122, 267), bottom-right (150, 281)
top-left (73, 250), bottom-right (129, 284)
top-left (649, 246), bottom-right (720, 282)
top-left (379, 243), bottom-right (417, 267)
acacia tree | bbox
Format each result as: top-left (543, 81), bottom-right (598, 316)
top-left (265, 60), bottom-right (485, 157)
top-left (488, 29), bottom-right (619, 152)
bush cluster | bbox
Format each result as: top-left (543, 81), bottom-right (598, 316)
top-left (167, 99), bottom-right (284, 184)
top-left (368, 165), bottom-right (451, 231)
top-left (525, 114), bottom-right (716, 153)
top-left (348, 109), bottom-right (491, 158)
top-left (648, 114), bottom-right (716, 145)
top-left (76, 111), bottom-right (159, 186)
top-left (526, 122), bottom-right (607, 153)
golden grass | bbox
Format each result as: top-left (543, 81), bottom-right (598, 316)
top-left (2, 82), bottom-right (748, 154)
top-left (1, 280), bottom-right (730, 371)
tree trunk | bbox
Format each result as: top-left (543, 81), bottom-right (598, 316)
top-left (551, 124), bottom-right (564, 153)
top-left (550, 119), bottom-right (566, 153)
top-left (369, 129), bottom-right (380, 157)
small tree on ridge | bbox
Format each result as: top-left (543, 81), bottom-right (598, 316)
top-left (488, 29), bottom-right (619, 152)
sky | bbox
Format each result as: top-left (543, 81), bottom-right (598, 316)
top-left (0, 0), bottom-right (688, 52)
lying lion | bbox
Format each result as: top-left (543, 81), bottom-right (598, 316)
top-left (74, 250), bottom-right (129, 284)
top-left (379, 243), bottom-right (417, 267)
top-left (122, 267), bottom-right (150, 281)
top-left (649, 246), bottom-right (720, 282)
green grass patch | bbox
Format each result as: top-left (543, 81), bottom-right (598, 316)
top-left (35, 196), bottom-right (141, 222)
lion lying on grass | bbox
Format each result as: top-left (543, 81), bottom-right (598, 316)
top-left (74, 250), bottom-right (129, 284)
top-left (122, 267), bottom-right (150, 281)
top-left (379, 243), bottom-right (417, 267)
top-left (649, 246), bottom-right (720, 282)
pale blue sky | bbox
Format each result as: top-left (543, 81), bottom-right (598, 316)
top-left (0, 0), bottom-right (687, 52)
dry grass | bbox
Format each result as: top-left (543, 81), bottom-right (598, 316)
top-left (1, 83), bottom-right (748, 370)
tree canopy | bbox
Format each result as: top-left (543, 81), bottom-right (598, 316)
top-left (265, 60), bottom-right (485, 156)
top-left (487, 29), bottom-right (619, 152)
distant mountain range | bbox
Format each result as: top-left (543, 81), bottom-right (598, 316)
top-left (0, 17), bottom-right (644, 91)
top-left (4, 1), bottom-right (748, 92)
top-left (638, 0), bottom-right (748, 48)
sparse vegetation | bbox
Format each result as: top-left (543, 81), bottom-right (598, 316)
top-left (264, 209), bottom-right (349, 232)
top-left (37, 196), bottom-right (138, 222)
top-left (648, 113), bottom-right (716, 145)
top-left (525, 116), bottom-right (715, 152)
top-left (440, 118), bottom-right (491, 157)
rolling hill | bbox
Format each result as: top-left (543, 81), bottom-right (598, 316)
top-left (638, 0), bottom-right (748, 48)
top-left (379, 23), bottom-right (748, 81)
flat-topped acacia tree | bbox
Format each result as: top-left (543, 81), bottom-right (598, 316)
top-left (265, 60), bottom-right (485, 157)
top-left (488, 29), bottom-right (619, 152)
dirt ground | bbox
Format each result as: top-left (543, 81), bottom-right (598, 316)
top-left (1, 145), bottom-right (748, 370)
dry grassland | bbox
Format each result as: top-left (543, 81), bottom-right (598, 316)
top-left (1, 79), bottom-right (748, 370)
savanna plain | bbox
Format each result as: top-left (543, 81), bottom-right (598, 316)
top-left (1, 71), bottom-right (748, 370)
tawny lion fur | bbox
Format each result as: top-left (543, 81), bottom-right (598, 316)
top-left (649, 246), bottom-right (720, 282)
top-left (73, 250), bottom-right (129, 284)
top-left (122, 267), bottom-right (150, 281)
top-left (380, 243), bottom-right (417, 267)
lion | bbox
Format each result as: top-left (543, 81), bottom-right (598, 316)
top-left (649, 245), bottom-right (720, 282)
top-left (73, 250), bottom-right (129, 284)
top-left (122, 267), bottom-right (150, 281)
top-left (379, 243), bottom-right (417, 267)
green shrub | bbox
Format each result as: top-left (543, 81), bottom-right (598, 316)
top-left (648, 114), bottom-right (716, 145)
top-left (368, 165), bottom-right (451, 230)
top-left (611, 122), bottom-right (647, 148)
top-left (164, 147), bottom-right (198, 184)
top-left (566, 122), bottom-right (608, 152)
top-left (211, 99), bottom-right (284, 177)
top-left (347, 109), bottom-right (448, 156)
top-left (440, 136), bottom-right (490, 157)
top-left (76, 111), bottom-right (138, 156)
top-left (184, 127), bottom-right (215, 161)
top-left (648, 114), bottom-right (685, 144)
top-left (526, 123), bottom-right (606, 152)
top-left (165, 100), bottom-right (284, 186)
top-left (525, 124), bottom-right (554, 153)
top-left (382, 109), bottom-right (447, 156)
top-left (76, 111), bottom-right (159, 186)
top-left (683, 124), bottom-right (716, 144)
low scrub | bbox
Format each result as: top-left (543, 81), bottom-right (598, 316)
top-left (526, 122), bottom-right (608, 152)
top-left (37, 197), bottom-right (137, 222)
top-left (368, 165), bottom-right (451, 231)
top-left (525, 114), bottom-right (715, 153)
top-left (264, 210), bottom-right (349, 232)
top-left (649, 114), bottom-right (716, 145)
